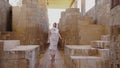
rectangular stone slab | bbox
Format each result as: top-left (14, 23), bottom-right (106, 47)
top-left (0, 40), bottom-right (20, 51)
top-left (65, 45), bottom-right (98, 56)
top-left (101, 35), bottom-right (110, 41)
top-left (64, 45), bottom-right (99, 68)
top-left (91, 40), bottom-right (110, 49)
top-left (3, 40), bottom-right (20, 51)
top-left (70, 56), bottom-right (103, 68)
top-left (2, 45), bottom-right (40, 68)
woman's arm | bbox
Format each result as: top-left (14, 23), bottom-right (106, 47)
top-left (59, 32), bottom-right (62, 39)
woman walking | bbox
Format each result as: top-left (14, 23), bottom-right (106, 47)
top-left (48, 23), bottom-right (62, 63)
top-left (39, 23), bottom-right (63, 68)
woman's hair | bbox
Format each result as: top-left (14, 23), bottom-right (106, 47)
top-left (53, 23), bottom-right (57, 27)
top-left (53, 23), bottom-right (57, 25)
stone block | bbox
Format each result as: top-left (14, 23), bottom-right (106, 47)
top-left (2, 45), bottom-right (40, 68)
top-left (65, 45), bottom-right (98, 56)
top-left (3, 40), bottom-right (20, 51)
top-left (101, 35), bottom-right (110, 41)
top-left (78, 25), bottom-right (105, 45)
top-left (91, 40), bottom-right (110, 49)
top-left (64, 45), bottom-right (99, 68)
top-left (70, 56), bottom-right (103, 68)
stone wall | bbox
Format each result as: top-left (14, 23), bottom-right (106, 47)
top-left (12, 0), bottom-right (49, 51)
top-left (110, 25), bottom-right (120, 68)
top-left (59, 8), bottom-right (105, 45)
top-left (110, 5), bottom-right (120, 68)
top-left (110, 5), bottom-right (120, 26)
top-left (86, 0), bottom-right (111, 34)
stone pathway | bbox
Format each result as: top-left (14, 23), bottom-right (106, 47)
top-left (39, 50), bottom-right (66, 68)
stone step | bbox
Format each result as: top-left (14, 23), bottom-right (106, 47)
top-left (64, 45), bottom-right (99, 68)
top-left (2, 45), bottom-right (40, 68)
top-left (0, 40), bottom-right (20, 51)
top-left (64, 45), bottom-right (110, 68)
top-left (0, 40), bottom-right (20, 59)
top-left (98, 49), bottom-right (110, 68)
top-left (101, 35), bottom-right (110, 41)
top-left (65, 45), bottom-right (98, 56)
top-left (70, 56), bottom-right (103, 68)
top-left (91, 40), bottom-right (110, 49)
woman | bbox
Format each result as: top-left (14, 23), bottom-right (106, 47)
top-left (39, 23), bottom-right (63, 68)
top-left (48, 23), bottom-right (62, 63)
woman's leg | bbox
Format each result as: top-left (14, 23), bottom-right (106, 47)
top-left (49, 49), bottom-right (55, 63)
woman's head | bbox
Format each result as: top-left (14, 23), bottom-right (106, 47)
top-left (53, 23), bottom-right (57, 28)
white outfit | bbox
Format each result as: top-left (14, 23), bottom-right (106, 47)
top-left (49, 27), bottom-right (59, 50)
top-left (39, 27), bottom-right (63, 68)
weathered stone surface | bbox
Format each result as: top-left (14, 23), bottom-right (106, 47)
top-left (110, 5), bottom-right (120, 26)
top-left (65, 45), bottom-right (98, 56)
top-left (86, 0), bottom-right (111, 34)
top-left (2, 59), bottom-right (28, 68)
top-left (0, 39), bottom-right (40, 68)
top-left (91, 40), bottom-right (110, 49)
top-left (2, 45), bottom-right (40, 68)
top-left (0, 31), bottom-right (14, 40)
top-left (12, 0), bottom-right (49, 52)
top-left (0, 40), bottom-right (20, 68)
top-left (110, 5), bottom-right (120, 68)
top-left (110, 25), bottom-right (120, 68)
top-left (59, 8), bottom-right (105, 45)
top-left (70, 56), bottom-right (103, 68)
top-left (64, 44), bottom-right (110, 68)
top-left (86, 1), bottom-right (120, 68)
top-left (64, 45), bottom-right (99, 68)
top-left (0, 40), bottom-right (3, 68)
top-left (98, 49), bottom-right (110, 68)
top-left (0, 40), bottom-right (20, 52)
top-left (101, 35), bottom-right (110, 41)
top-left (78, 24), bottom-right (105, 44)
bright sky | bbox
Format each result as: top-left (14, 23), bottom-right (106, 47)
top-left (48, 9), bottom-right (65, 28)
top-left (86, 0), bottom-right (95, 12)
top-left (9, 0), bottom-right (22, 6)
top-left (9, 0), bottom-right (95, 28)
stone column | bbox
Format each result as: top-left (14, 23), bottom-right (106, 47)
top-left (81, 0), bottom-right (86, 16)
top-left (74, 0), bottom-right (78, 8)
top-left (110, 25), bottom-right (120, 68)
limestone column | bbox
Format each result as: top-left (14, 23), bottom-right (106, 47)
top-left (81, 0), bottom-right (86, 16)
top-left (110, 25), bottom-right (120, 68)
top-left (74, 0), bottom-right (78, 8)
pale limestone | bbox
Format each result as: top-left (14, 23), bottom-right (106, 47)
top-left (91, 40), bottom-right (110, 49)
top-left (70, 56), bottom-right (103, 68)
